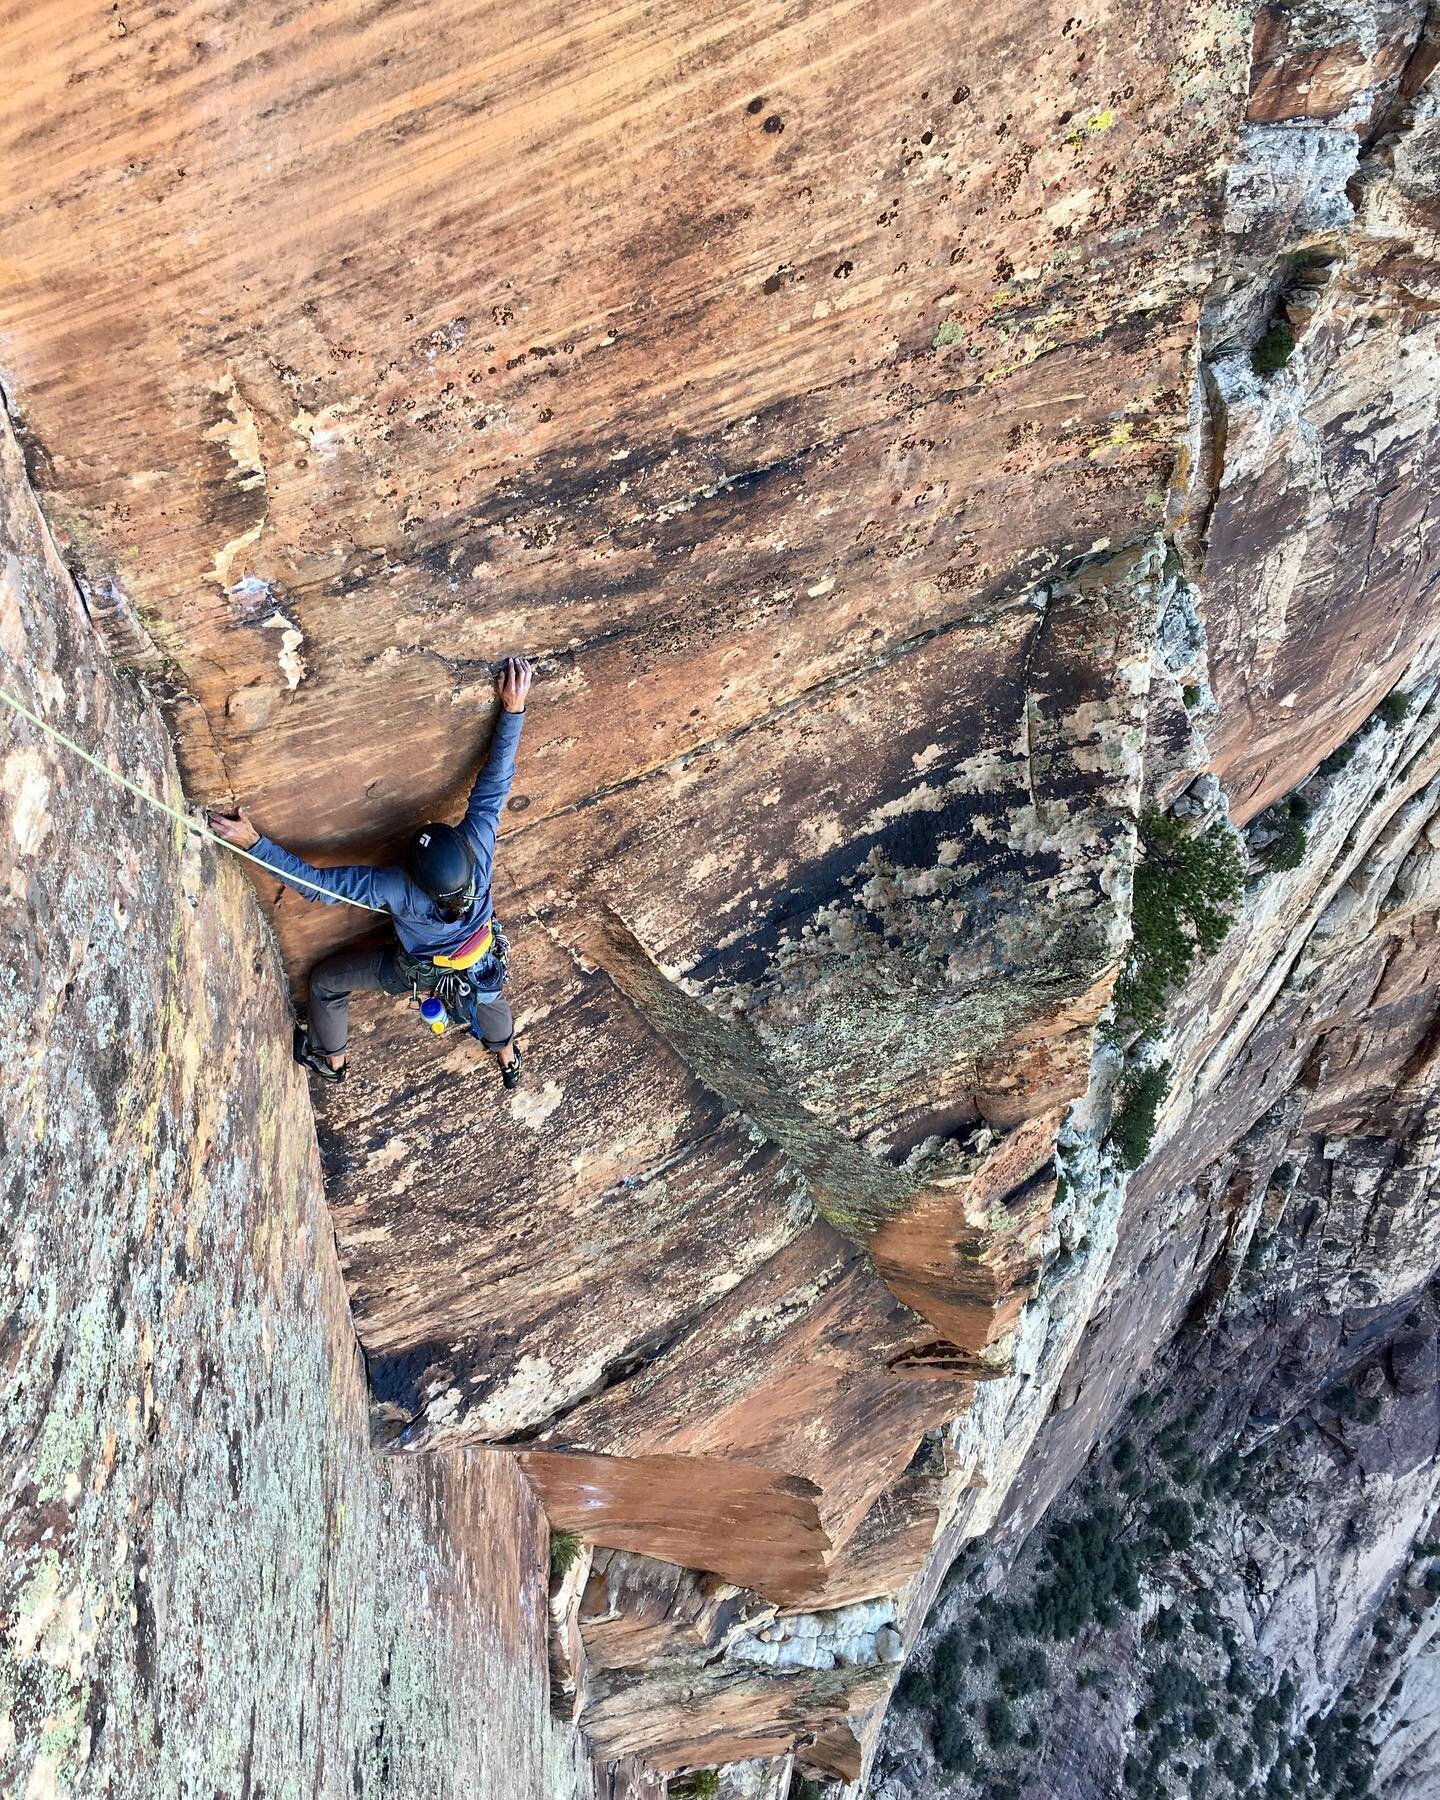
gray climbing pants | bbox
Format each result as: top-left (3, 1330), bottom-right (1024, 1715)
top-left (307, 945), bottom-right (514, 1057)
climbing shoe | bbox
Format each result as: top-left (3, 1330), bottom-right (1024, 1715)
top-left (500, 1043), bottom-right (523, 1090)
top-left (293, 1024), bottom-right (346, 1084)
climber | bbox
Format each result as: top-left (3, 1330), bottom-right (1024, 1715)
top-left (208, 655), bottom-right (533, 1089)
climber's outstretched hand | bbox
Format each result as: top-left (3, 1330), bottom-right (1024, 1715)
top-left (208, 807), bottom-right (261, 850)
top-left (497, 655), bottom-right (533, 714)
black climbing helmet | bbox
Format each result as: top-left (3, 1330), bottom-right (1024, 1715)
top-left (407, 823), bottom-right (477, 914)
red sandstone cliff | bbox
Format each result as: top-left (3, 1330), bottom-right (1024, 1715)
top-left (1, 0), bottom-right (1438, 1795)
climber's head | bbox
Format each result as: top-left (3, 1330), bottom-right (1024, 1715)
top-left (407, 823), bottom-right (477, 919)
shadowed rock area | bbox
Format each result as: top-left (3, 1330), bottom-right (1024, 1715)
top-left (1, 0), bottom-right (1439, 1794)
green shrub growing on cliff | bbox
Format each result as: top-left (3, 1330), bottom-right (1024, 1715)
top-left (896, 1663), bottom-right (933, 1708)
top-left (1109, 1062), bottom-right (1171, 1172)
top-left (1031, 1504), bottom-right (1143, 1638)
top-left (931, 1626), bottom-right (967, 1700)
top-left (1378, 689), bottom-right (1411, 727)
top-left (669, 1772), bottom-right (720, 1800)
top-left (1320, 739), bottom-right (1356, 776)
top-left (1149, 1497), bottom-right (1196, 1551)
top-left (983, 1695), bottom-right (1016, 1746)
top-left (1260, 796), bottom-right (1309, 872)
top-left (1112, 809), bottom-right (1244, 1040)
top-left (1252, 320), bottom-right (1296, 374)
top-left (549, 1528), bottom-right (584, 1578)
top-left (997, 1646), bottom-right (1049, 1697)
top-left (933, 1715), bottom-right (976, 1773)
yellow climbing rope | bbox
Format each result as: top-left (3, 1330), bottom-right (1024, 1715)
top-left (0, 684), bottom-right (387, 913)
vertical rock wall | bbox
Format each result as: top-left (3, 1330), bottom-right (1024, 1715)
top-left (0, 409), bottom-right (588, 1798)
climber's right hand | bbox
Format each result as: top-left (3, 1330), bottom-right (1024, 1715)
top-left (496, 655), bottom-right (533, 714)
top-left (209, 807), bottom-right (261, 851)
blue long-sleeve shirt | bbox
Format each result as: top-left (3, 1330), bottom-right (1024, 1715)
top-left (250, 708), bottom-right (524, 961)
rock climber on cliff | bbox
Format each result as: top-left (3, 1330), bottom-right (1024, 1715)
top-left (208, 656), bottom-right (533, 1090)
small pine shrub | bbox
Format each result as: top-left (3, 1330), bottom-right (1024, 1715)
top-left (1149, 1497), bottom-right (1196, 1552)
top-left (1252, 320), bottom-right (1296, 374)
top-left (1157, 1420), bottom-right (1191, 1456)
top-left (931, 1628), bottom-right (967, 1701)
top-left (1149, 1660), bottom-right (1206, 1715)
top-left (1378, 690), bottom-right (1410, 727)
top-left (670, 1773), bottom-right (720, 1800)
top-left (1155, 1605), bottom-right (1185, 1644)
top-left (1320, 739), bottom-right (1357, 776)
top-left (1261, 797), bottom-right (1309, 872)
top-left (997, 1647), bottom-right (1049, 1698)
top-left (1109, 1062), bottom-right (1171, 1172)
top-left (1171, 1452), bottom-right (1201, 1488)
top-left (896, 1664), bottom-right (934, 1709)
top-left (549, 1528), bottom-right (584, 1579)
top-left (1112, 1435), bottom-right (1138, 1474)
top-left (983, 1696), bottom-right (1016, 1747)
top-left (1112, 809), bottom-right (1244, 1039)
top-left (1182, 683), bottom-right (1201, 708)
top-left (1032, 1504), bottom-right (1144, 1638)
top-left (933, 1714), bottom-right (977, 1774)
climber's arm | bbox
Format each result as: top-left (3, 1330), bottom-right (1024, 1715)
top-left (459, 656), bottom-right (531, 882)
top-left (208, 809), bottom-right (404, 911)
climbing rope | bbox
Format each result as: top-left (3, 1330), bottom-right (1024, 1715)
top-left (0, 684), bottom-right (388, 913)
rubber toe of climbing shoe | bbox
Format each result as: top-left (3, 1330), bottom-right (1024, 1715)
top-left (293, 1023), bottom-right (346, 1083)
top-left (500, 1044), bottom-right (523, 1090)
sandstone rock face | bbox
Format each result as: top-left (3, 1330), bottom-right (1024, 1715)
top-left (0, 412), bottom-right (588, 1797)
top-left (1, 0), bottom-right (1438, 1793)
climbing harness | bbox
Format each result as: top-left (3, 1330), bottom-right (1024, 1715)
top-left (432, 916), bottom-right (495, 969)
top-left (397, 924), bottom-right (510, 1042)
top-left (0, 684), bottom-right (387, 913)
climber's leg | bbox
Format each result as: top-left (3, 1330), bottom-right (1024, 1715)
top-left (304, 945), bottom-right (406, 1070)
top-left (473, 995), bottom-right (520, 1087)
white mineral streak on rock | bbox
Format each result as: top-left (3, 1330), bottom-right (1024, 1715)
top-left (510, 1079), bottom-right (564, 1129)
top-left (289, 399), bottom-right (363, 454)
top-left (261, 610), bottom-right (307, 690)
top-left (204, 372), bottom-right (268, 590)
